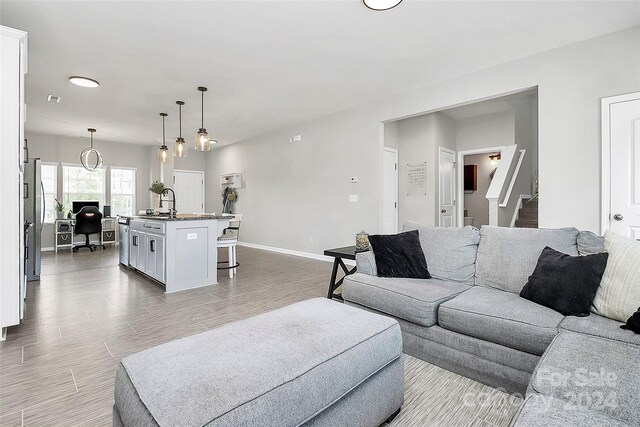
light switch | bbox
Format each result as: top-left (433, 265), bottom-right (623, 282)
top-left (349, 194), bottom-right (358, 203)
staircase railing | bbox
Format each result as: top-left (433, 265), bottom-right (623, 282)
top-left (485, 145), bottom-right (518, 226)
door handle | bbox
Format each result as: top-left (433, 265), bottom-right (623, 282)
top-left (613, 213), bottom-right (624, 221)
top-left (441, 209), bottom-right (447, 213)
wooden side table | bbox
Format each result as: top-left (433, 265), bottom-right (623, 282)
top-left (324, 246), bottom-right (357, 300)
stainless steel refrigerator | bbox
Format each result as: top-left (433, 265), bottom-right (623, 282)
top-left (24, 158), bottom-right (43, 282)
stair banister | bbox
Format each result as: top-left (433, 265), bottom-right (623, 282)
top-left (485, 144), bottom-right (518, 226)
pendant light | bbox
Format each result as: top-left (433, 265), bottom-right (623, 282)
top-left (80, 128), bottom-right (103, 171)
top-left (363, 0), bottom-right (402, 11)
top-left (195, 86), bottom-right (211, 151)
top-left (174, 101), bottom-right (187, 158)
top-left (158, 113), bottom-right (169, 163)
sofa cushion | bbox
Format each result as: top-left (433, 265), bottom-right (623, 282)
top-left (529, 332), bottom-right (640, 425)
top-left (368, 230), bottom-right (431, 279)
top-left (519, 247), bottom-right (608, 316)
top-left (577, 230), bottom-right (605, 255)
top-left (342, 273), bottom-right (470, 327)
top-left (438, 286), bottom-right (564, 355)
top-left (559, 313), bottom-right (640, 346)
top-left (512, 394), bottom-right (629, 427)
top-left (402, 221), bottom-right (479, 283)
top-left (475, 226), bottom-right (579, 293)
top-left (355, 251), bottom-right (377, 276)
top-left (592, 230), bottom-right (640, 322)
top-left (115, 298), bottom-right (402, 427)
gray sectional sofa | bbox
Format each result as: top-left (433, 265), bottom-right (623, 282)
top-left (343, 222), bottom-right (640, 425)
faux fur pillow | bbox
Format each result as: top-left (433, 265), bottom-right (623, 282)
top-left (591, 230), bottom-right (640, 322)
top-left (368, 230), bottom-right (431, 279)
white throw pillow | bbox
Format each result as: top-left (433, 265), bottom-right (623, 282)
top-left (591, 230), bottom-right (640, 322)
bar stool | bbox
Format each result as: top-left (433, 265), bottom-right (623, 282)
top-left (217, 213), bottom-right (243, 278)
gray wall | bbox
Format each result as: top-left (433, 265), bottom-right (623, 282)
top-left (206, 27), bottom-right (639, 255)
top-left (456, 111), bottom-right (515, 151)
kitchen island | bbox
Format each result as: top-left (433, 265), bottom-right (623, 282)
top-left (128, 215), bottom-right (230, 293)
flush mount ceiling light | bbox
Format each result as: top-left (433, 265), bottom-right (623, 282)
top-left (80, 128), bottom-right (103, 171)
top-left (69, 76), bottom-right (100, 88)
top-left (363, 0), bottom-right (402, 11)
top-left (158, 113), bottom-right (169, 163)
top-left (194, 86), bottom-right (211, 152)
top-left (174, 101), bottom-right (187, 158)
top-left (489, 153), bottom-right (502, 165)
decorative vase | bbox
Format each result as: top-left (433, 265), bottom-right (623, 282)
top-left (56, 211), bottom-right (64, 219)
top-left (355, 230), bottom-right (370, 252)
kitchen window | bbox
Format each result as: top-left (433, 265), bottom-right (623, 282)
top-left (111, 167), bottom-right (136, 217)
top-left (62, 165), bottom-right (106, 209)
top-left (41, 163), bottom-right (58, 223)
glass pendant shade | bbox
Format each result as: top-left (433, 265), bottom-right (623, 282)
top-left (195, 128), bottom-right (211, 151)
top-left (174, 137), bottom-right (187, 158)
top-left (174, 101), bottom-right (187, 158)
top-left (158, 112), bottom-right (169, 163)
top-left (195, 86), bottom-right (212, 152)
top-left (158, 145), bottom-right (169, 163)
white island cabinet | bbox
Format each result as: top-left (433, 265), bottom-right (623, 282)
top-left (129, 217), bottom-right (229, 293)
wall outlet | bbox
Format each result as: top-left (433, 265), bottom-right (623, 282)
top-left (309, 236), bottom-right (314, 243)
top-left (350, 176), bottom-right (358, 183)
top-left (187, 233), bottom-right (198, 240)
top-left (289, 134), bottom-right (302, 143)
top-left (349, 194), bottom-right (358, 203)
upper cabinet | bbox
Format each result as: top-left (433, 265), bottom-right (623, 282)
top-left (1, 26), bottom-right (28, 334)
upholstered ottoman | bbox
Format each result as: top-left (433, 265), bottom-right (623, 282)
top-left (113, 298), bottom-right (404, 427)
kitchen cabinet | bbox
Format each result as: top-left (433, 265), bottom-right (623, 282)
top-left (128, 217), bottom-right (228, 293)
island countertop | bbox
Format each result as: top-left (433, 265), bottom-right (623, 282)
top-left (130, 214), bottom-right (232, 221)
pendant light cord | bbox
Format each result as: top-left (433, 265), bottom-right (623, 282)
top-left (201, 90), bottom-right (204, 129)
top-left (179, 104), bottom-right (182, 138)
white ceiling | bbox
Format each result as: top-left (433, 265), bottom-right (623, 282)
top-left (2, 1), bottom-right (639, 147)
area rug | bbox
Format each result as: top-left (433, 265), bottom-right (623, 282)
top-left (391, 355), bottom-right (523, 427)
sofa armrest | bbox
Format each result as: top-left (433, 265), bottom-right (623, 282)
top-left (356, 251), bottom-right (377, 276)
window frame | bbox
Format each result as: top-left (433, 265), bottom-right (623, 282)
top-left (61, 163), bottom-right (107, 212)
top-left (110, 166), bottom-right (137, 217)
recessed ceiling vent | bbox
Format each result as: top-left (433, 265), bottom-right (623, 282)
top-left (47, 94), bottom-right (61, 103)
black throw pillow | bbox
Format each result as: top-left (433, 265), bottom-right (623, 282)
top-left (621, 308), bottom-right (640, 334)
top-left (368, 230), bottom-right (431, 279)
top-left (520, 246), bottom-right (608, 317)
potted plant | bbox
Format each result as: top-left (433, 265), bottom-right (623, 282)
top-left (149, 181), bottom-right (167, 210)
top-left (54, 198), bottom-right (65, 219)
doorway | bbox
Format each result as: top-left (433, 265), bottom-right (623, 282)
top-left (382, 148), bottom-right (398, 234)
top-left (173, 170), bottom-right (205, 214)
top-left (602, 91), bottom-right (640, 237)
top-left (456, 146), bottom-right (504, 228)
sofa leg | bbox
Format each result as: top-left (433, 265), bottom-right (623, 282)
top-left (386, 407), bottom-right (401, 424)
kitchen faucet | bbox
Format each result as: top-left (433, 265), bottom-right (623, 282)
top-left (159, 188), bottom-right (177, 219)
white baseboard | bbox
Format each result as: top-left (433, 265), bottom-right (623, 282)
top-left (237, 242), bottom-right (356, 266)
top-left (42, 247), bottom-right (55, 252)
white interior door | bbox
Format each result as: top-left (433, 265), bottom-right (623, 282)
top-left (439, 147), bottom-right (456, 227)
top-left (606, 93), bottom-right (640, 238)
top-left (173, 170), bottom-right (204, 214)
top-left (382, 148), bottom-right (398, 234)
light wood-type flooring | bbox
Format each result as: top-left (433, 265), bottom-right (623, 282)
top-left (0, 246), bottom-right (520, 426)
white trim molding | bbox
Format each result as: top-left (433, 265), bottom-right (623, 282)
top-left (237, 242), bottom-right (356, 266)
